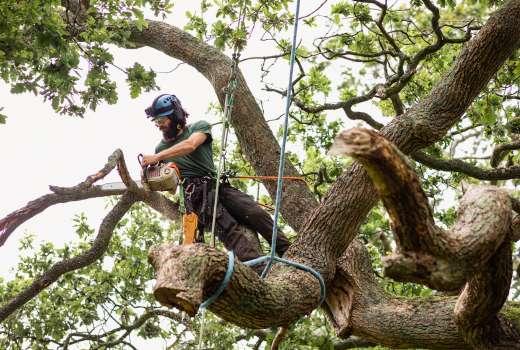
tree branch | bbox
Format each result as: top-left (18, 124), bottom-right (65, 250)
top-left (0, 193), bottom-right (137, 323)
top-left (63, 308), bottom-right (188, 349)
top-left (413, 150), bottom-right (520, 180)
top-left (333, 336), bottom-right (377, 349)
top-left (0, 150), bottom-right (180, 247)
top-left (0, 149), bottom-right (127, 246)
top-left (491, 140), bottom-right (520, 168)
top-left (454, 241), bottom-right (519, 348)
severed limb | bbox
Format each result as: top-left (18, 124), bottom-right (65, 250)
top-left (331, 128), bottom-right (512, 291)
top-left (331, 128), bottom-right (519, 347)
top-left (148, 243), bottom-right (322, 328)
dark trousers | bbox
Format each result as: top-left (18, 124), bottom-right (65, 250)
top-left (183, 178), bottom-right (290, 263)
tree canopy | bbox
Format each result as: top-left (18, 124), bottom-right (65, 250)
top-left (1, 0), bottom-right (520, 349)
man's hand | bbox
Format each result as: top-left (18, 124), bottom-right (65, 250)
top-left (141, 154), bottom-right (161, 166)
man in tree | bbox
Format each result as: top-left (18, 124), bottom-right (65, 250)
top-left (141, 93), bottom-right (290, 269)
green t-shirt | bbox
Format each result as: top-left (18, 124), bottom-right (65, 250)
top-left (154, 120), bottom-right (216, 178)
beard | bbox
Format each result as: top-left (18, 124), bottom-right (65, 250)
top-left (162, 122), bottom-right (178, 141)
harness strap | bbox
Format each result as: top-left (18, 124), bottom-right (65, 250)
top-left (178, 181), bottom-right (186, 214)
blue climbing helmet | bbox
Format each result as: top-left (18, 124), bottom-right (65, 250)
top-left (145, 94), bottom-right (188, 126)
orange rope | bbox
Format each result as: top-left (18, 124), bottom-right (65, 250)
top-left (231, 175), bottom-right (306, 183)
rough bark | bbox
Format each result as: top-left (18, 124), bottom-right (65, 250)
top-left (333, 128), bottom-right (512, 291)
top-left (149, 243), bottom-right (319, 328)
top-left (325, 240), bottom-right (520, 349)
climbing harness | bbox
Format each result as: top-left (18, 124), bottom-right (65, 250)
top-left (200, 0), bottom-right (326, 311)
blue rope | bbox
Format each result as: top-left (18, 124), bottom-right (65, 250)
top-left (244, 256), bottom-right (326, 305)
top-left (257, 0), bottom-right (326, 305)
top-left (199, 0), bottom-right (325, 311)
top-left (199, 250), bottom-right (235, 311)
top-left (262, 0), bottom-right (302, 277)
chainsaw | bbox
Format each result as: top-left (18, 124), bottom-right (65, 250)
top-left (100, 154), bottom-right (181, 192)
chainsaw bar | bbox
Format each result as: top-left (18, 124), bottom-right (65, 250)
top-left (98, 180), bottom-right (146, 191)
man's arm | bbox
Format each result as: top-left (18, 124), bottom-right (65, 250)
top-left (141, 132), bottom-right (208, 166)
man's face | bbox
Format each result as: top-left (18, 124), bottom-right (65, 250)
top-left (154, 117), bottom-right (171, 132)
top-left (154, 116), bottom-right (179, 140)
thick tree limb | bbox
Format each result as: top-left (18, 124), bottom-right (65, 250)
top-left (324, 239), bottom-right (520, 349)
top-left (332, 128), bottom-right (519, 346)
top-left (148, 243), bottom-right (321, 328)
top-left (454, 241), bottom-right (519, 348)
top-left (334, 128), bottom-right (512, 292)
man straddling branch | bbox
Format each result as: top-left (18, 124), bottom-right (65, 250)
top-left (140, 93), bottom-right (290, 269)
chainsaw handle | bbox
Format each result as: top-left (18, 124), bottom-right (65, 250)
top-left (137, 154), bottom-right (147, 169)
top-left (138, 153), bottom-right (163, 168)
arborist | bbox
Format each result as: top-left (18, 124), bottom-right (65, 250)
top-left (140, 93), bottom-right (290, 271)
